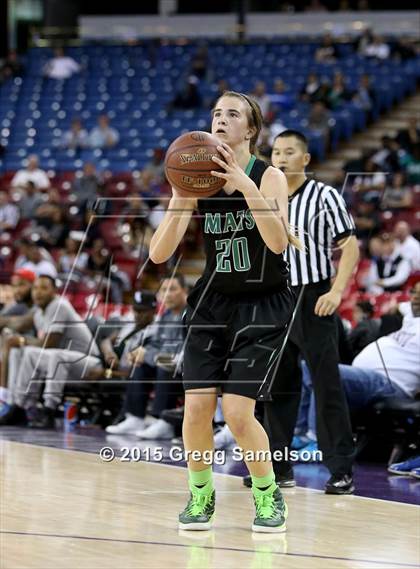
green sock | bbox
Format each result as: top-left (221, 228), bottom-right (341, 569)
top-left (251, 470), bottom-right (276, 495)
top-left (189, 467), bottom-right (213, 494)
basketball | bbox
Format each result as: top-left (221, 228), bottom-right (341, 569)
top-left (164, 131), bottom-right (225, 197)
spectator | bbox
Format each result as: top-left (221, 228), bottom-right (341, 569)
top-left (99, 291), bottom-right (157, 375)
top-left (86, 238), bottom-right (128, 304)
top-left (388, 455), bottom-right (420, 478)
top-left (382, 172), bottom-right (413, 210)
top-left (135, 168), bottom-right (164, 202)
top-left (365, 233), bottom-right (411, 293)
top-left (371, 136), bottom-right (400, 173)
top-left (368, 235), bottom-right (382, 259)
top-left (58, 234), bottom-right (89, 283)
top-left (43, 47), bottom-right (80, 80)
top-left (0, 269), bottom-right (35, 318)
top-left (349, 282), bottom-right (420, 401)
top-left (326, 71), bottom-right (351, 109)
top-left (61, 118), bottom-right (89, 151)
top-left (258, 119), bottom-right (280, 157)
top-left (106, 275), bottom-right (187, 439)
top-left (89, 115), bottom-right (119, 149)
top-left (82, 210), bottom-right (103, 249)
top-left (268, 79), bottom-right (294, 113)
top-left (300, 72), bottom-right (322, 103)
top-left (31, 201), bottom-right (70, 249)
top-left (18, 181), bottom-right (44, 220)
top-left (249, 81), bottom-right (271, 118)
top-left (143, 148), bottom-right (166, 184)
top-left (121, 197), bottom-right (153, 259)
top-left (71, 162), bottom-right (101, 211)
top-left (396, 117), bottom-right (419, 154)
top-left (349, 299), bottom-right (403, 355)
top-left (11, 155), bottom-right (50, 190)
top-left (15, 236), bottom-right (55, 269)
top-left (399, 144), bottom-right (420, 184)
top-left (0, 191), bottom-right (19, 231)
top-left (0, 275), bottom-right (101, 428)
top-left (169, 76), bottom-right (202, 111)
top-left (352, 74), bottom-right (375, 114)
top-left (0, 50), bottom-right (23, 82)
top-left (352, 156), bottom-right (386, 196)
top-left (348, 300), bottom-right (380, 357)
top-left (190, 45), bottom-right (209, 81)
top-left (356, 28), bottom-right (374, 56)
top-left (308, 101), bottom-right (331, 145)
top-left (362, 35), bottom-right (390, 60)
top-left (294, 282), bottom-right (420, 455)
top-left (207, 78), bottom-right (230, 109)
top-left (16, 239), bottom-right (57, 279)
top-left (314, 34), bottom-right (338, 64)
top-left (394, 221), bottom-right (420, 272)
top-left (0, 268), bottom-right (37, 397)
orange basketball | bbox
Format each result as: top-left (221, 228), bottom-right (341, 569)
top-left (164, 131), bottom-right (225, 198)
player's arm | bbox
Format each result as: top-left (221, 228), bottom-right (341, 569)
top-left (149, 188), bottom-right (197, 264)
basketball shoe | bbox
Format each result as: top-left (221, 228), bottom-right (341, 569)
top-left (252, 484), bottom-right (288, 533)
top-left (179, 484), bottom-right (215, 531)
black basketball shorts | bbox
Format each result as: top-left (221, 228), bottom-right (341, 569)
top-left (183, 286), bottom-right (295, 399)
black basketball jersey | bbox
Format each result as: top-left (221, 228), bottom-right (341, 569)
top-left (196, 155), bottom-right (289, 297)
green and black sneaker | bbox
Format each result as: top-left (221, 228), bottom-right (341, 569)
top-left (252, 485), bottom-right (288, 533)
top-left (179, 488), bottom-right (216, 531)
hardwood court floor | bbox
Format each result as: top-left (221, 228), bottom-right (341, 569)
top-left (1, 440), bottom-right (419, 569)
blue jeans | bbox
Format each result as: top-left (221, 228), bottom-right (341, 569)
top-left (296, 362), bottom-right (410, 439)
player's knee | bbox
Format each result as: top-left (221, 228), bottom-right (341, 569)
top-left (223, 410), bottom-right (249, 439)
top-left (184, 400), bottom-right (214, 427)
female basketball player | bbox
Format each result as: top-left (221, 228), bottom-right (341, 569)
top-left (150, 91), bottom-right (300, 532)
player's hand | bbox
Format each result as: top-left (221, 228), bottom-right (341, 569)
top-left (211, 144), bottom-right (256, 194)
top-left (128, 346), bottom-right (146, 366)
top-left (314, 290), bottom-right (342, 317)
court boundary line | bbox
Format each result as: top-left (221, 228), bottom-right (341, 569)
top-left (1, 438), bottom-right (419, 508)
top-left (1, 530), bottom-right (419, 568)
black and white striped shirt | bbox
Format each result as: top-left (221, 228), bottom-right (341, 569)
top-left (286, 179), bottom-right (355, 286)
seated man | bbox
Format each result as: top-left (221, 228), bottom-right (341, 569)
top-left (106, 274), bottom-right (187, 440)
top-left (0, 268), bottom-right (35, 319)
top-left (295, 281), bottom-right (420, 454)
top-left (97, 290), bottom-right (158, 376)
top-left (0, 275), bottom-right (102, 428)
top-left (365, 233), bottom-right (411, 293)
top-left (0, 268), bottom-right (36, 403)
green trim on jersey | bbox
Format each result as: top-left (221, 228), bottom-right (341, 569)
top-left (245, 154), bottom-right (257, 177)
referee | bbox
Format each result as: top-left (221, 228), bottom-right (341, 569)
top-left (264, 130), bottom-right (359, 494)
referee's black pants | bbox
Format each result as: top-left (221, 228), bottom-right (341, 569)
top-left (264, 279), bottom-right (355, 477)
